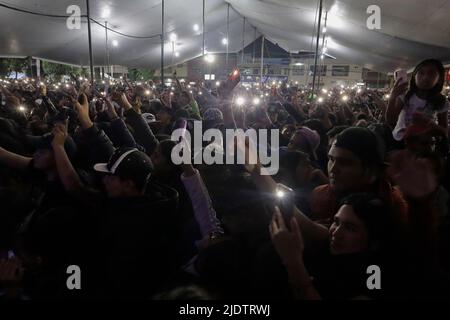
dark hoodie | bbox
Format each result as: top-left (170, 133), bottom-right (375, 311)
top-left (90, 181), bottom-right (179, 298)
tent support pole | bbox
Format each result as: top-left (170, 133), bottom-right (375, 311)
top-left (311, 0), bottom-right (323, 98)
top-left (317, 10), bottom-right (327, 91)
top-left (86, 0), bottom-right (94, 84)
top-left (226, 3), bottom-right (230, 72)
top-left (253, 27), bottom-right (257, 64)
top-left (161, 0), bottom-right (165, 85)
top-left (260, 35), bottom-right (264, 87)
top-left (241, 17), bottom-right (246, 64)
top-left (105, 21), bottom-right (110, 78)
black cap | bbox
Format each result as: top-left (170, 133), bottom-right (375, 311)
top-left (334, 127), bottom-right (385, 167)
top-left (93, 147), bottom-right (153, 182)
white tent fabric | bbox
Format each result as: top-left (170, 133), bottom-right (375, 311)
top-left (1, 0), bottom-right (450, 72)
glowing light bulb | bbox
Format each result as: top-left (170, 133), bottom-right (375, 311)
top-left (236, 97), bottom-right (245, 106)
top-left (169, 33), bottom-right (177, 42)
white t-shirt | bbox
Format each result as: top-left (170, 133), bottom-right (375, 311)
top-left (392, 94), bottom-right (449, 141)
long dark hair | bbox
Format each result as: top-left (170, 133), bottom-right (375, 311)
top-left (405, 59), bottom-right (447, 111)
top-left (339, 193), bottom-right (393, 252)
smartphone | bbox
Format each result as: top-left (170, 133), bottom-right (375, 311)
top-left (275, 183), bottom-right (295, 224)
top-left (104, 80), bottom-right (110, 98)
top-left (78, 93), bottom-right (86, 105)
top-left (222, 69), bottom-right (241, 95)
top-left (394, 69), bottom-right (408, 85)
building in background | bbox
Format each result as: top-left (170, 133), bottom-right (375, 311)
top-left (154, 36), bottom-right (392, 88)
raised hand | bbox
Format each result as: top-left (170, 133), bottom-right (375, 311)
top-left (51, 120), bottom-right (69, 148)
top-left (72, 93), bottom-right (93, 129)
top-left (160, 90), bottom-right (172, 108)
top-left (38, 82), bottom-right (47, 97)
top-left (105, 97), bottom-right (119, 120)
top-left (120, 93), bottom-right (133, 111)
top-left (390, 78), bottom-right (408, 99)
top-left (269, 207), bottom-right (304, 266)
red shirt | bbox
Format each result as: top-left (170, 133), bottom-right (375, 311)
top-left (310, 182), bottom-right (410, 228)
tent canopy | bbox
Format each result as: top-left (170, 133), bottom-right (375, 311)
top-left (1, 0), bottom-right (450, 72)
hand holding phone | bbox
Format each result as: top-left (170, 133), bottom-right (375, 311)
top-left (275, 183), bottom-right (295, 225)
top-left (394, 69), bottom-right (408, 85)
top-left (220, 69), bottom-right (241, 98)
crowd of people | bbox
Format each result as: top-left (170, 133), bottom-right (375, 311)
top-left (0, 58), bottom-right (450, 299)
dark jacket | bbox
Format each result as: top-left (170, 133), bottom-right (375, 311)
top-left (74, 124), bottom-right (115, 169)
top-left (89, 182), bottom-right (179, 298)
top-left (97, 118), bottom-right (138, 150)
top-left (124, 109), bottom-right (158, 155)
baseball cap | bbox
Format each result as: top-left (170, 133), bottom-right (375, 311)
top-left (93, 147), bottom-right (153, 182)
top-left (203, 108), bottom-right (223, 122)
top-left (334, 127), bottom-right (385, 166)
top-left (293, 127), bottom-right (320, 160)
top-left (141, 113), bottom-right (157, 124)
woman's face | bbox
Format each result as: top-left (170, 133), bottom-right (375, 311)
top-left (415, 64), bottom-right (440, 91)
top-left (329, 204), bottom-right (369, 255)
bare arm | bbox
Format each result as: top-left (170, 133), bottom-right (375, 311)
top-left (0, 147), bottom-right (32, 170)
top-left (385, 79), bottom-right (408, 127)
top-left (270, 209), bottom-right (322, 300)
top-left (51, 122), bottom-right (83, 193)
top-left (250, 166), bottom-right (329, 248)
top-left (386, 96), bottom-right (404, 128)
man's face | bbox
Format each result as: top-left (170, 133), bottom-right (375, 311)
top-left (329, 204), bottom-right (369, 255)
top-left (33, 149), bottom-right (55, 171)
top-left (327, 144), bottom-right (373, 193)
top-left (156, 110), bottom-right (172, 125)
